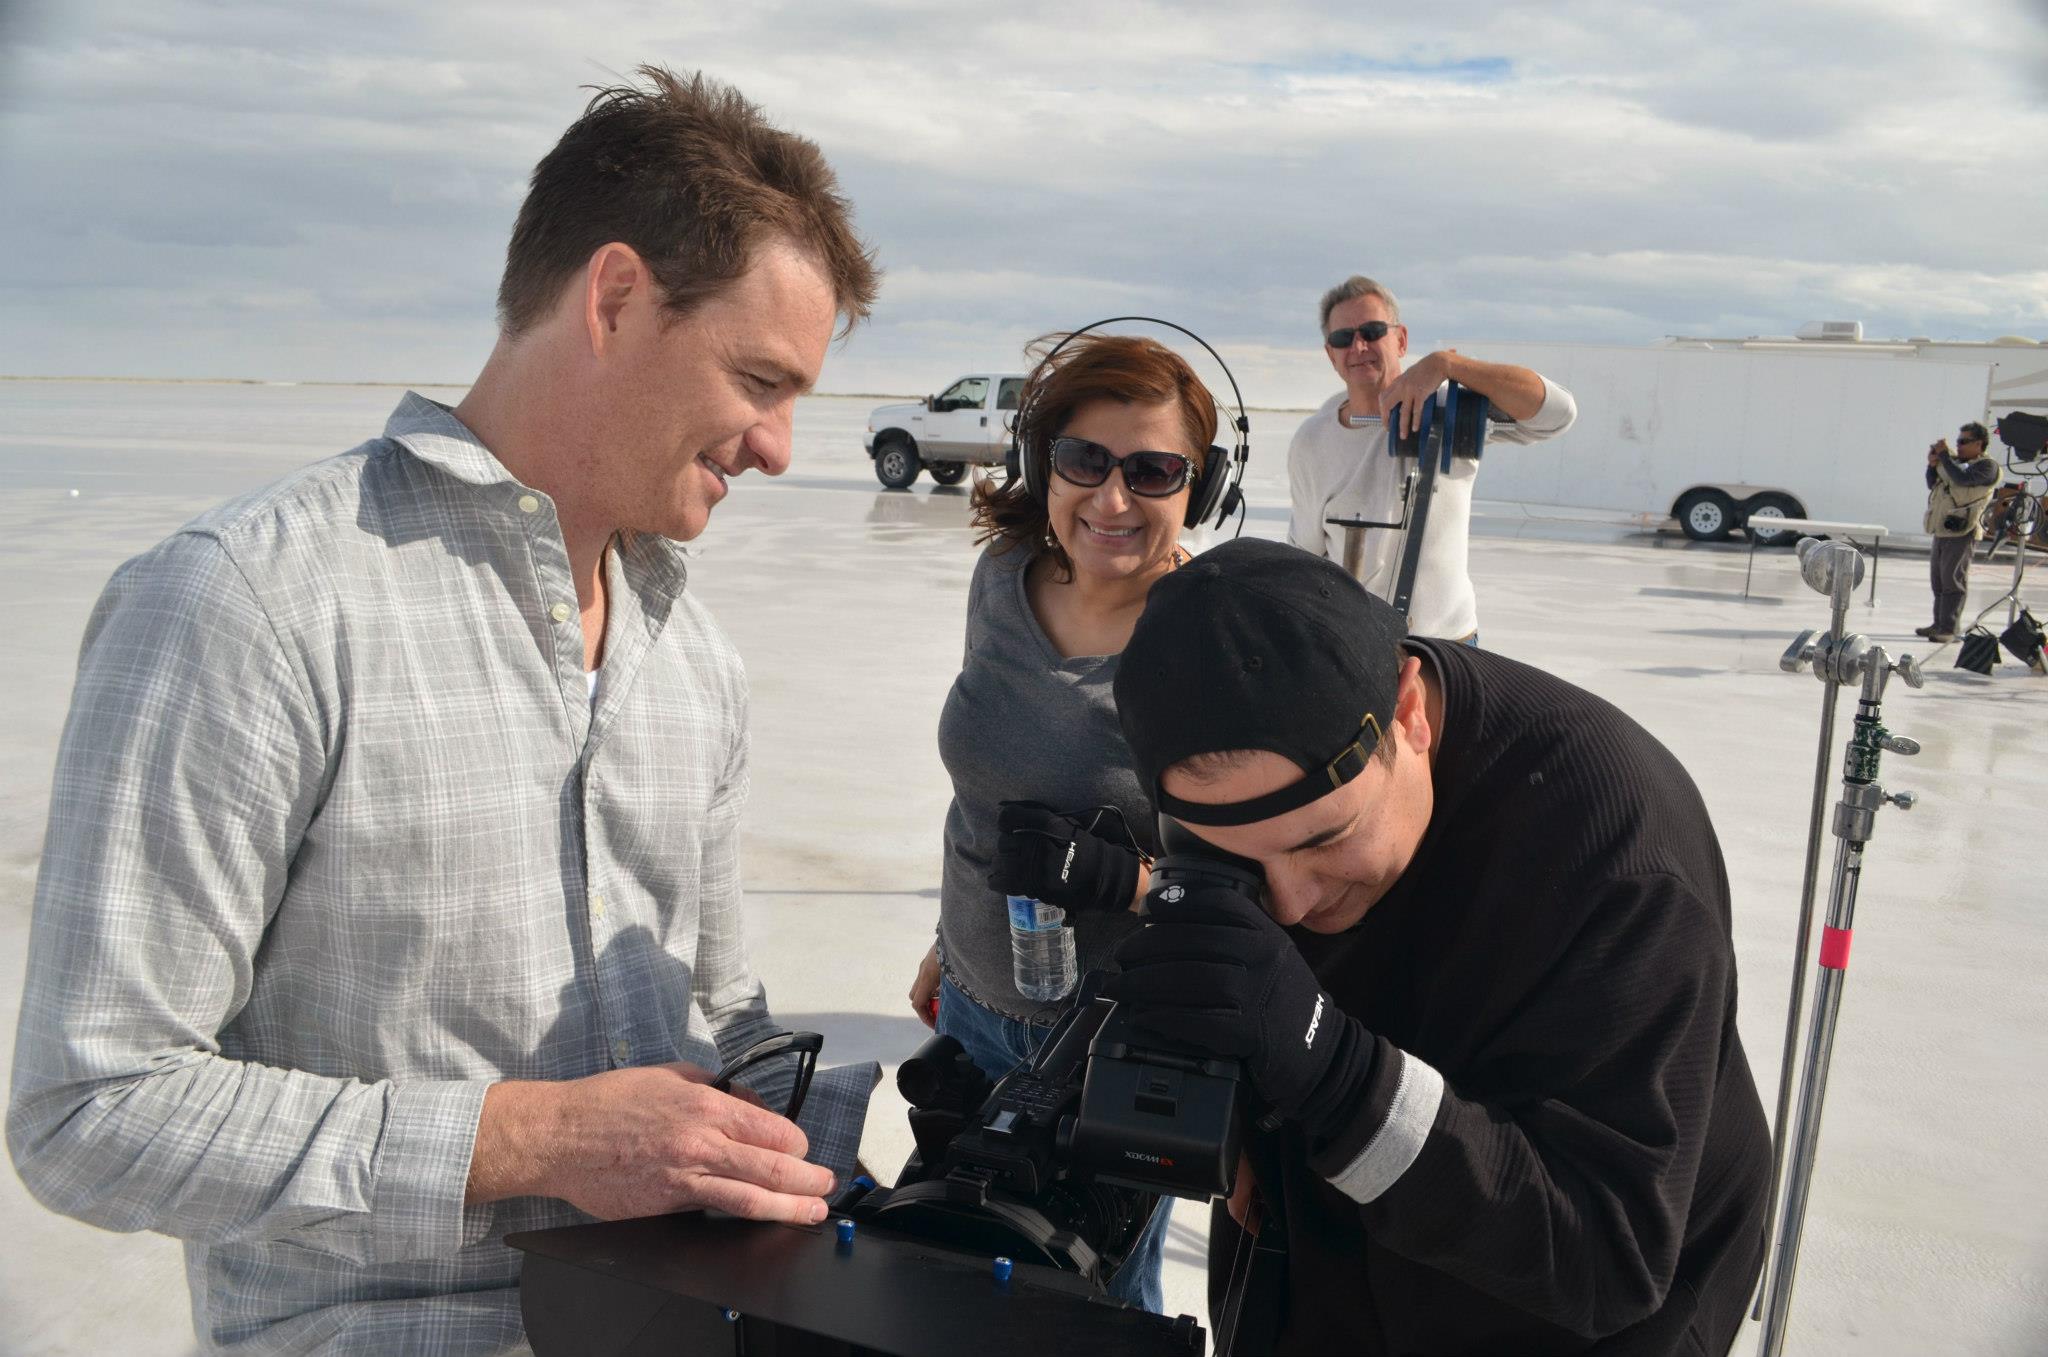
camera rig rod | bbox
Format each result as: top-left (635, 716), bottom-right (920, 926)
top-left (1755, 623), bottom-right (1922, 1357)
top-left (1322, 384), bottom-right (1489, 623)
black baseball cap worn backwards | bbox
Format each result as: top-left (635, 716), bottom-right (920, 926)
top-left (1114, 538), bottom-right (1408, 828)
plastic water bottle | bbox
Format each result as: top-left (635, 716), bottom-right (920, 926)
top-left (1008, 894), bottom-right (1077, 1003)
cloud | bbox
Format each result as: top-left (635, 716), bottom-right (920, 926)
top-left (0, 0), bottom-right (2042, 397)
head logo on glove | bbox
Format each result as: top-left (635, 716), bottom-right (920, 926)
top-left (1304, 994), bottom-right (1325, 1049)
top-left (1059, 841), bottom-right (1077, 883)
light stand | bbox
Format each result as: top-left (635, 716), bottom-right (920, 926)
top-left (1972, 477), bottom-right (2044, 644)
top-left (1752, 538), bottom-right (1925, 1354)
top-left (1974, 416), bottom-right (2048, 654)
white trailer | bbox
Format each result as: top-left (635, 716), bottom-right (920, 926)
top-left (1446, 333), bottom-right (2047, 544)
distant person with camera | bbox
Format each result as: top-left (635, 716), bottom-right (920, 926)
top-left (1919, 421), bottom-right (2003, 642)
top-left (1107, 537), bottom-right (1771, 1355)
top-left (1287, 274), bottom-right (1577, 641)
top-left (906, 331), bottom-right (1238, 1312)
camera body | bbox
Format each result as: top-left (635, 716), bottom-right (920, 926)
top-left (851, 984), bottom-right (1245, 1289)
top-left (849, 830), bottom-right (1267, 1292)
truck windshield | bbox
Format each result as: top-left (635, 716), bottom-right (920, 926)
top-left (939, 378), bottom-right (988, 409)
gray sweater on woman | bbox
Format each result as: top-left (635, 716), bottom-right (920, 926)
top-left (936, 544), bottom-right (1157, 1022)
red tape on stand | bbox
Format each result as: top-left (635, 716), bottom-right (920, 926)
top-left (1819, 925), bottom-right (1853, 971)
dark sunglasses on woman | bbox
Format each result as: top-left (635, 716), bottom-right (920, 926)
top-left (1049, 436), bottom-right (1194, 498)
top-left (1325, 320), bottom-right (1392, 349)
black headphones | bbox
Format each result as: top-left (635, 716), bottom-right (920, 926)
top-left (1011, 316), bottom-right (1251, 531)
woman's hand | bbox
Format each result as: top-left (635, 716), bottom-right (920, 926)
top-left (1227, 1151), bottom-right (1259, 1233)
top-left (909, 941), bottom-right (941, 1029)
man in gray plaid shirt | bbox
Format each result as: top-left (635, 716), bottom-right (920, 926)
top-left (8, 67), bottom-right (881, 1353)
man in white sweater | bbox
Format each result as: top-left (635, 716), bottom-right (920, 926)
top-left (1286, 275), bottom-right (1577, 642)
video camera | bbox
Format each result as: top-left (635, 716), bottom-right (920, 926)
top-left (511, 833), bottom-right (1275, 1357)
top-left (844, 834), bottom-right (1266, 1291)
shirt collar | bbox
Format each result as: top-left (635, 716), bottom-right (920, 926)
top-left (383, 391), bottom-right (518, 488)
top-left (381, 390), bottom-right (693, 600)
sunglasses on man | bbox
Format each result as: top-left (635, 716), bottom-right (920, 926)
top-left (1049, 435), bottom-right (1194, 498)
top-left (1325, 320), bottom-right (1393, 349)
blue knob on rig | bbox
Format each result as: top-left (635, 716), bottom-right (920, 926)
top-left (835, 1218), bottom-right (855, 1245)
top-left (992, 1255), bottom-right (1014, 1284)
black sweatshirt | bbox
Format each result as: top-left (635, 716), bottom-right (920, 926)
top-left (1211, 639), bottom-right (1770, 1355)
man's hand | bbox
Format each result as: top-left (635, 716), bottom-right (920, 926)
top-left (987, 800), bottom-right (1142, 914)
top-left (1107, 880), bottom-right (1359, 1123)
top-left (468, 1062), bottom-right (835, 1225)
top-left (1376, 351), bottom-right (1454, 439)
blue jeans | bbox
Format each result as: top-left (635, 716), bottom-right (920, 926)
top-left (935, 975), bottom-right (1171, 1313)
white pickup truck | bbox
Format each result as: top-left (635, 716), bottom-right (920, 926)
top-left (864, 373), bottom-right (1028, 489)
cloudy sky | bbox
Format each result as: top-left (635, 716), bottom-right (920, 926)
top-left (2, 0), bottom-right (2044, 406)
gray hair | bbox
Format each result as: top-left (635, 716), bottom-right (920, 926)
top-left (1317, 275), bottom-right (1401, 332)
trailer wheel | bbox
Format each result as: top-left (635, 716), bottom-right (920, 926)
top-left (927, 461), bottom-right (968, 486)
top-left (1675, 489), bottom-right (1738, 542)
top-left (874, 436), bottom-right (921, 490)
top-left (1742, 493), bottom-right (1805, 547)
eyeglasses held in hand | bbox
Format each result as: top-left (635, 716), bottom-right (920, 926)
top-left (1048, 436), bottom-right (1194, 498)
top-left (1325, 320), bottom-right (1392, 349)
top-left (711, 1029), bottom-right (822, 1123)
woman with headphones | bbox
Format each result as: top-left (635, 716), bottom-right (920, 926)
top-left (907, 327), bottom-right (1246, 1313)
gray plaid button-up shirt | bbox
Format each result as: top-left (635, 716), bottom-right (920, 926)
top-left (8, 394), bottom-right (877, 1354)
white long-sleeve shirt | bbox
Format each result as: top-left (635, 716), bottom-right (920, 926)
top-left (1287, 377), bottom-right (1578, 639)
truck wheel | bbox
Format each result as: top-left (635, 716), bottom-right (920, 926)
top-left (874, 437), bottom-right (921, 490)
top-left (927, 461), bottom-right (968, 486)
top-left (1675, 489), bottom-right (1738, 542)
top-left (1743, 493), bottom-right (1805, 547)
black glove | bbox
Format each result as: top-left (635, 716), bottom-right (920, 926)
top-left (986, 800), bottom-right (1142, 914)
top-left (1107, 880), bottom-right (1374, 1138)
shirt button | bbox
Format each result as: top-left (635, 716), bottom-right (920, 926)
top-left (591, 893), bottom-right (606, 919)
top-left (611, 1038), bottom-right (631, 1066)
top-left (550, 602), bottom-right (572, 623)
top-left (517, 494), bottom-right (540, 514)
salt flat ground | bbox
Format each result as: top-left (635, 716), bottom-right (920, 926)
top-left (1, 382), bottom-right (2043, 1356)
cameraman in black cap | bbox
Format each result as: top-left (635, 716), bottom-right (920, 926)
top-left (1106, 537), bottom-right (1770, 1355)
